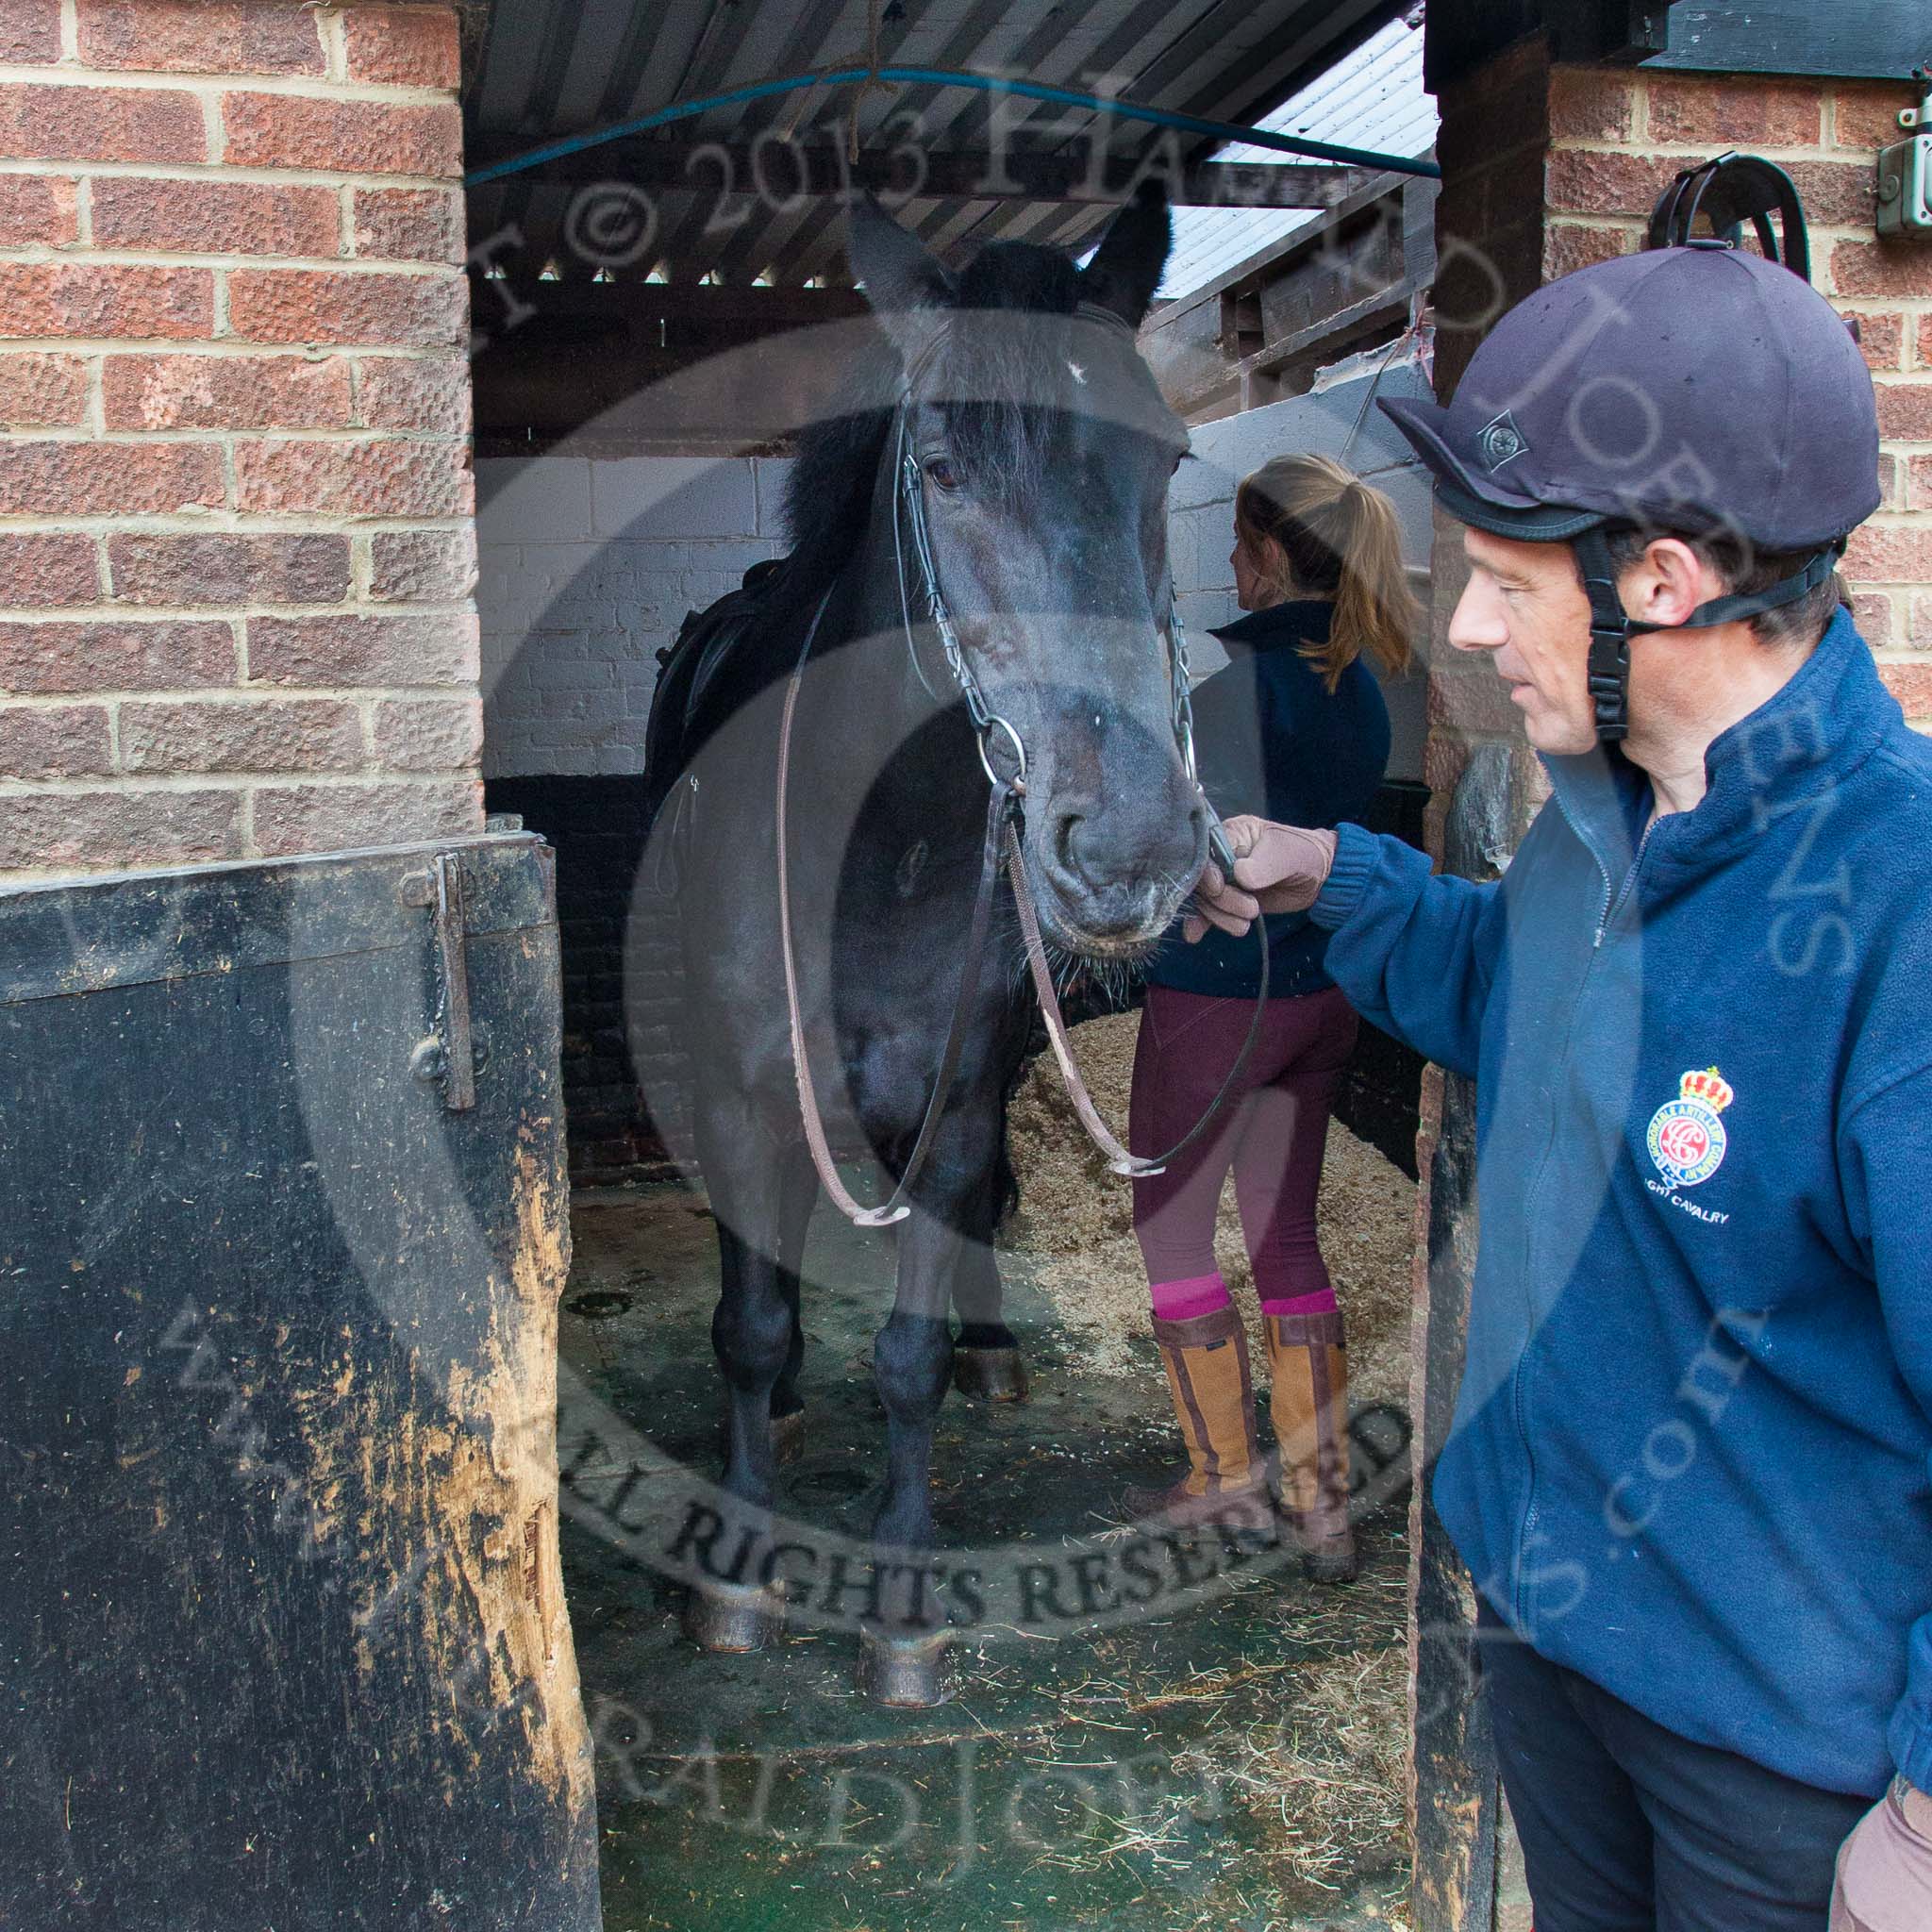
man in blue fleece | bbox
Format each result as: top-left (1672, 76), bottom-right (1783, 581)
top-left (1191, 244), bottom-right (1932, 1929)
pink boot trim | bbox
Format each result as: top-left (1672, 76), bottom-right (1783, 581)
top-left (1149, 1273), bottom-right (1232, 1322)
top-left (1259, 1287), bottom-right (1339, 1317)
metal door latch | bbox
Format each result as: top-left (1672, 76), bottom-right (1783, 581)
top-left (400, 852), bottom-right (478, 1111)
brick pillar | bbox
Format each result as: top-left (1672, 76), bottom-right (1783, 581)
top-left (1420, 34), bottom-right (1555, 853)
top-left (1407, 42), bottom-right (1557, 1932)
top-left (0, 0), bottom-right (480, 882)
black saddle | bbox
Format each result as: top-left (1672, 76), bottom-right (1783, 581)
top-left (640, 554), bottom-right (799, 888)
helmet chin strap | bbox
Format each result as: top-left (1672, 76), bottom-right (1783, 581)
top-left (1571, 524), bottom-right (1845, 743)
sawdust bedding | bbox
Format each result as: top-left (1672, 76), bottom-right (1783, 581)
top-left (1002, 1008), bottom-right (1416, 1411)
top-left (1002, 1009), bottom-right (1421, 1919)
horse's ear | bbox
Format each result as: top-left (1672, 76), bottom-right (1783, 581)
top-left (847, 195), bottom-right (954, 368)
top-left (1079, 178), bottom-right (1171, 327)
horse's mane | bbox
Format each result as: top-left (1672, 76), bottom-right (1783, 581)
top-left (782, 240), bottom-right (1088, 587)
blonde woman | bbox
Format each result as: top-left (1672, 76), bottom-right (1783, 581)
top-left (1124, 454), bottom-right (1419, 1580)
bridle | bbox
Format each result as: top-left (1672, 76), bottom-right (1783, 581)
top-left (890, 303), bottom-right (1211, 808)
top-left (776, 302), bottom-right (1269, 1229)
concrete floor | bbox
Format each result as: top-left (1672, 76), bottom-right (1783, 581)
top-left (558, 1181), bottom-right (1416, 1932)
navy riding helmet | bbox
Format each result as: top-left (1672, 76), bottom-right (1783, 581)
top-left (1379, 243), bottom-right (1881, 740)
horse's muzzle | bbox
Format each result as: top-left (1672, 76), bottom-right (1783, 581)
top-left (1032, 798), bottom-right (1204, 955)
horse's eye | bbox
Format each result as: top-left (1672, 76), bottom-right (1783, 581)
top-left (923, 456), bottom-right (962, 493)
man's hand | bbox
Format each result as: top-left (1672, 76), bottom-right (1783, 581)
top-left (1185, 816), bottom-right (1339, 942)
top-left (1831, 1777), bottom-right (1932, 1930)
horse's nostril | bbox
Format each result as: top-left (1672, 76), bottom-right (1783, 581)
top-left (1054, 812), bottom-right (1084, 876)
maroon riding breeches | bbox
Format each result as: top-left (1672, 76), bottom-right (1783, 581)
top-left (1128, 981), bottom-right (1358, 1310)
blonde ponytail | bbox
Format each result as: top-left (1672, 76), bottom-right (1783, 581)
top-left (1233, 454), bottom-right (1421, 690)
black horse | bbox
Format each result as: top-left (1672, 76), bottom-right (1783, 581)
top-left (641, 185), bottom-right (1206, 1705)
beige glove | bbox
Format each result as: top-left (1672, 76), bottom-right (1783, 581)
top-left (1831, 1777), bottom-right (1932, 1931)
top-left (1185, 815), bottom-right (1338, 942)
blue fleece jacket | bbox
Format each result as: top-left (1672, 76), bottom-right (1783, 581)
top-left (1311, 608), bottom-right (1932, 1799)
top-left (1146, 600), bottom-right (1391, 999)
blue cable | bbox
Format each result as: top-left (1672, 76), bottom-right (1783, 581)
top-left (463, 65), bottom-right (1441, 189)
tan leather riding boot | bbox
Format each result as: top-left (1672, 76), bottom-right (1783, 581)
top-left (1264, 1309), bottom-right (1357, 1581)
top-left (1123, 1305), bottom-right (1273, 1534)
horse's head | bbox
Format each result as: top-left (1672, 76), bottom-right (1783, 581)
top-left (849, 187), bottom-right (1208, 960)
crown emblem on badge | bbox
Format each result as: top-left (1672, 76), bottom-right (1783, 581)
top-left (1647, 1066), bottom-right (1734, 1191)
top-left (1678, 1067), bottom-right (1733, 1111)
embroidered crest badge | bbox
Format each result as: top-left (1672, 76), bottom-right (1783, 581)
top-left (1647, 1067), bottom-right (1733, 1189)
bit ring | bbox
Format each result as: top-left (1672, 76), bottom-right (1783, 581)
top-left (978, 715), bottom-right (1027, 794)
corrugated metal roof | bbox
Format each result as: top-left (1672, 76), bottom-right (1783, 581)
top-left (463, 0), bottom-right (1415, 286)
top-left (1158, 10), bottom-right (1436, 299)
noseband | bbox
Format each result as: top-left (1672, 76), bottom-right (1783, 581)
top-left (776, 302), bottom-right (1268, 1228)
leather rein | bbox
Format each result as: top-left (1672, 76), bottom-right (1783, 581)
top-left (776, 305), bottom-right (1270, 1228)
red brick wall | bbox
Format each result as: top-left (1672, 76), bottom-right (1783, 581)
top-left (0, 0), bottom-right (480, 881)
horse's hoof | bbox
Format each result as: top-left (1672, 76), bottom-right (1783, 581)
top-left (857, 1623), bottom-right (956, 1707)
top-left (683, 1579), bottom-right (784, 1654)
top-left (952, 1345), bottom-right (1029, 1404)
top-left (1280, 1506), bottom-right (1358, 1585)
top-left (770, 1407), bottom-right (807, 1465)
top-left (1298, 1540), bottom-right (1360, 1585)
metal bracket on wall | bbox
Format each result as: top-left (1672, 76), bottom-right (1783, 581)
top-left (1877, 70), bottom-right (1932, 238)
top-left (400, 852), bottom-right (480, 1111)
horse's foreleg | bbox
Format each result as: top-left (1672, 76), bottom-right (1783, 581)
top-left (686, 1092), bottom-right (795, 1652)
top-left (769, 1141), bottom-right (817, 1464)
top-left (862, 1209), bottom-right (958, 1706)
top-left (871, 1234), bottom-right (955, 1560)
top-left (859, 1113), bottom-right (1002, 1707)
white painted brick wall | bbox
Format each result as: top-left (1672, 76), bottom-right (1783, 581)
top-left (478, 454), bottom-right (793, 778)
top-left (478, 368), bottom-right (1430, 782)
